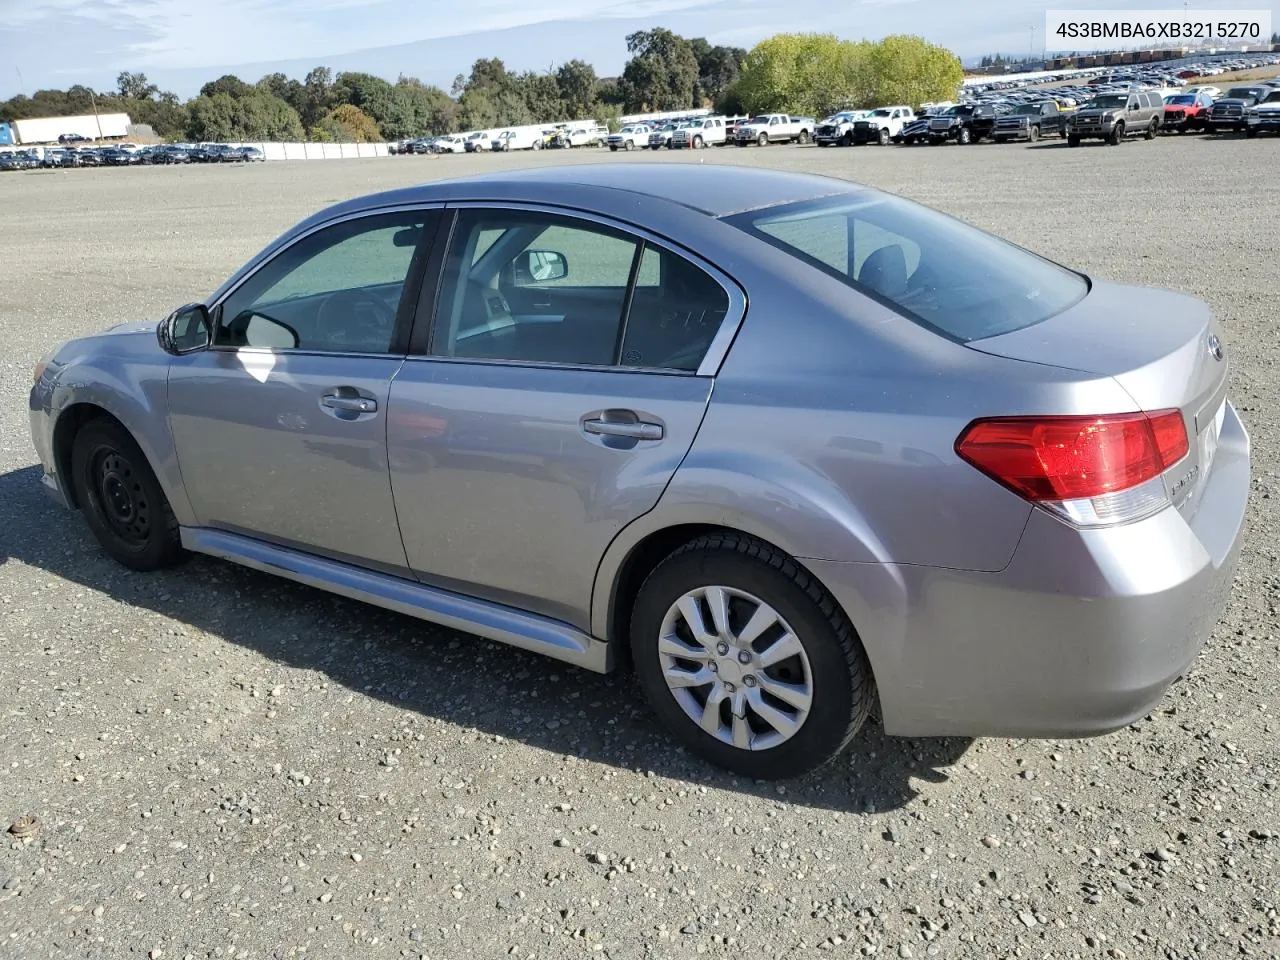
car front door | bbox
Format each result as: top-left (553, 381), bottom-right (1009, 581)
top-left (167, 207), bottom-right (441, 573)
top-left (386, 205), bottom-right (742, 627)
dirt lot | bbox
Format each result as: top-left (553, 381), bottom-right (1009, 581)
top-left (1, 137), bottom-right (1278, 960)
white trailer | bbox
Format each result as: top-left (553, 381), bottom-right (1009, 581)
top-left (12, 112), bottom-right (131, 144)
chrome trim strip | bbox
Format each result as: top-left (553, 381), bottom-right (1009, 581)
top-left (182, 527), bottom-right (613, 673)
top-left (443, 200), bottom-right (749, 378)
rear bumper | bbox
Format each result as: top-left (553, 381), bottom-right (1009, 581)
top-left (808, 400), bottom-right (1250, 739)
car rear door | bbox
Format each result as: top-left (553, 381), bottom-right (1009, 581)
top-left (386, 204), bottom-right (744, 628)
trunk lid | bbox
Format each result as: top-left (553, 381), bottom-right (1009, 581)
top-left (966, 279), bottom-right (1230, 519)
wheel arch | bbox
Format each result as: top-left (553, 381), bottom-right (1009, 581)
top-left (52, 402), bottom-right (122, 509)
top-left (592, 513), bottom-right (899, 698)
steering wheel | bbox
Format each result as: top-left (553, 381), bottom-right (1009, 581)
top-left (316, 289), bottom-right (397, 350)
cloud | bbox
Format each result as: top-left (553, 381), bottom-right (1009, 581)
top-left (6, 0), bottom-right (727, 72)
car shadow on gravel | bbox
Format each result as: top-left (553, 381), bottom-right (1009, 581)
top-left (0, 464), bottom-right (972, 812)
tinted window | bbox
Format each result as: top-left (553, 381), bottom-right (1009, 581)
top-left (620, 245), bottom-right (730, 371)
top-left (726, 193), bottom-right (1088, 343)
top-left (431, 209), bottom-right (730, 371)
top-left (216, 211), bottom-right (428, 353)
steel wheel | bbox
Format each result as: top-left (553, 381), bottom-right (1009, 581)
top-left (658, 586), bottom-right (814, 751)
top-left (70, 417), bottom-right (183, 571)
top-left (88, 447), bottom-right (152, 545)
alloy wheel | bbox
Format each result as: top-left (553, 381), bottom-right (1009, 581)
top-left (657, 585), bottom-right (814, 751)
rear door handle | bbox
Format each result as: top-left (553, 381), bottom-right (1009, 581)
top-left (583, 418), bottom-right (663, 441)
top-left (322, 394), bottom-right (377, 413)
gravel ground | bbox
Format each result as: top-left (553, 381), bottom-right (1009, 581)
top-left (1, 137), bottom-right (1278, 960)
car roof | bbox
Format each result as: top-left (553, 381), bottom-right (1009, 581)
top-left (304, 164), bottom-right (866, 224)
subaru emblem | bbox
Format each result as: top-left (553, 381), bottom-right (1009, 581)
top-left (1207, 333), bottom-right (1224, 362)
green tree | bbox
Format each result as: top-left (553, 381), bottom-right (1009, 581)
top-left (555, 59), bottom-right (598, 117)
top-left (300, 67), bottom-right (334, 127)
top-left (619, 28), bottom-right (699, 111)
top-left (199, 74), bottom-right (253, 100)
top-left (117, 71), bottom-right (158, 100)
top-left (186, 91), bottom-right (304, 141)
top-left (689, 39), bottom-right (747, 105)
top-left (395, 76), bottom-right (458, 135)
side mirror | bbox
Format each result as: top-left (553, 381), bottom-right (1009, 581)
top-left (157, 303), bottom-right (211, 355)
top-left (513, 249), bottom-right (568, 284)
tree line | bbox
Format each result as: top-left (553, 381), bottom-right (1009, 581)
top-left (0, 29), bottom-right (963, 143)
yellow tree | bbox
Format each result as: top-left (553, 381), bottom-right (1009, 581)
top-left (323, 103), bottom-right (382, 142)
top-left (866, 35), bottom-right (964, 109)
top-left (737, 33), bottom-right (877, 117)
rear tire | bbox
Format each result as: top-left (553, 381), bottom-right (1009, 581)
top-left (1144, 120), bottom-right (1157, 140)
top-left (70, 417), bottom-right (183, 572)
top-left (630, 533), bottom-right (874, 780)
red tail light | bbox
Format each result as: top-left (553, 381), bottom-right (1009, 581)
top-left (955, 410), bottom-right (1189, 502)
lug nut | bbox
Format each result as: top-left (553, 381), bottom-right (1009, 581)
top-left (737, 650), bottom-right (752, 664)
top-left (708, 662), bottom-right (718, 673)
top-left (743, 675), bottom-right (757, 688)
top-left (716, 642), bottom-right (730, 656)
top-left (723, 682), bottom-right (736, 693)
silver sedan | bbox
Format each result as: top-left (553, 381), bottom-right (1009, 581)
top-left (28, 165), bottom-right (1250, 779)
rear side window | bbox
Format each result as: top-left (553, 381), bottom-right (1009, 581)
top-left (725, 193), bottom-right (1088, 343)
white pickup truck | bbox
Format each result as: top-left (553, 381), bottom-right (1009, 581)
top-left (733, 113), bottom-right (815, 146)
top-left (669, 115), bottom-right (728, 149)
top-left (607, 125), bottom-right (651, 151)
top-left (849, 105), bottom-right (916, 145)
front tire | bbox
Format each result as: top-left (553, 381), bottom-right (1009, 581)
top-left (70, 417), bottom-right (182, 571)
top-left (1068, 134), bottom-right (1081, 147)
top-left (1144, 119), bottom-right (1157, 140)
top-left (797, 129), bottom-right (810, 144)
top-left (1108, 122), bottom-right (1124, 145)
top-left (757, 133), bottom-right (768, 147)
top-left (878, 128), bottom-right (890, 146)
top-left (1028, 124), bottom-right (1040, 142)
top-left (958, 127), bottom-right (972, 144)
top-left (630, 534), bottom-right (874, 780)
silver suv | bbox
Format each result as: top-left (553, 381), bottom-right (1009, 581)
top-left (1068, 90), bottom-right (1163, 146)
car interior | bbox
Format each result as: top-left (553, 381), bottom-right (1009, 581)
top-left (436, 219), bottom-right (730, 371)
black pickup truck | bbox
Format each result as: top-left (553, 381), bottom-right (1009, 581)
top-left (992, 101), bottom-right (1071, 142)
top-left (926, 104), bottom-right (1007, 144)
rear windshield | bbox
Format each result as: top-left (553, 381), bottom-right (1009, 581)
top-left (724, 193), bottom-right (1089, 343)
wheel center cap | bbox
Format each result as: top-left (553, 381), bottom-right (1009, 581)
top-left (714, 655), bottom-right (745, 687)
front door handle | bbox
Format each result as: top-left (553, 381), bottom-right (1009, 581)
top-left (322, 394), bottom-right (377, 413)
top-left (583, 417), bottom-right (663, 441)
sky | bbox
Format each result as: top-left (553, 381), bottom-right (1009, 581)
top-left (0, 0), bottom-right (1276, 100)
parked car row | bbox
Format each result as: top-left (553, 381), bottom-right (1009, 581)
top-left (804, 77), bottom-right (1280, 150)
top-left (0, 141), bottom-right (265, 170)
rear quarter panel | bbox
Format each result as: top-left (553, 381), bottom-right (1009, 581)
top-left (594, 226), bottom-right (1137, 585)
